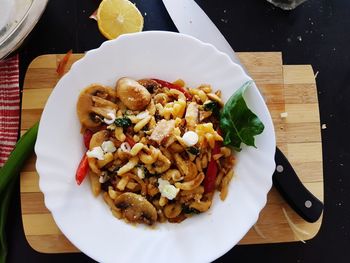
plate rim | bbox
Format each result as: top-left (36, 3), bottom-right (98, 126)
top-left (35, 30), bottom-right (276, 263)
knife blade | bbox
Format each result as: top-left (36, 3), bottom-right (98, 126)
top-left (162, 0), bottom-right (323, 223)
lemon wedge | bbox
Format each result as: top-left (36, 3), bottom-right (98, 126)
top-left (97, 0), bottom-right (144, 40)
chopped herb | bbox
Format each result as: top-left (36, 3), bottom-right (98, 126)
top-left (114, 117), bottom-right (132, 128)
top-left (204, 101), bottom-right (219, 116)
top-left (187, 146), bottom-right (200, 156)
top-left (182, 205), bottom-right (200, 214)
top-left (204, 101), bottom-right (217, 111)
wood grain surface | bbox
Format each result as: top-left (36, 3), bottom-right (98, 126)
top-left (20, 52), bottom-right (323, 253)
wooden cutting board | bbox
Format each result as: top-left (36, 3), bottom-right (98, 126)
top-left (20, 52), bottom-right (323, 253)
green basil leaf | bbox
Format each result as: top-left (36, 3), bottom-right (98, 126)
top-left (186, 146), bottom-right (200, 156)
top-left (114, 117), bottom-right (132, 128)
top-left (219, 81), bottom-right (265, 151)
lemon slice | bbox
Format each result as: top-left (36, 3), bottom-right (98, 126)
top-left (97, 0), bottom-right (144, 40)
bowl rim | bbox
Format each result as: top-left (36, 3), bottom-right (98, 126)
top-left (0, 0), bottom-right (48, 60)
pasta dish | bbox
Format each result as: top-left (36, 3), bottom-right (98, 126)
top-left (76, 77), bottom-right (235, 225)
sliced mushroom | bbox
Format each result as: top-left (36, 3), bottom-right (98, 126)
top-left (91, 95), bottom-right (116, 108)
top-left (77, 94), bottom-right (99, 128)
top-left (77, 85), bottom-right (117, 128)
top-left (83, 85), bottom-right (116, 100)
top-left (87, 130), bottom-right (110, 175)
top-left (116, 77), bottom-right (151, 110)
top-left (89, 130), bottom-right (109, 149)
top-left (114, 193), bottom-right (157, 225)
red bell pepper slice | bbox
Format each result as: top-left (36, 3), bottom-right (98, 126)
top-left (56, 49), bottom-right (72, 76)
top-left (152, 78), bottom-right (193, 100)
top-left (83, 129), bottom-right (93, 149)
top-left (204, 158), bottom-right (217, 193)
top-left (204, 141), bottom-right (221, 193)
top-left (76, 154), bottom-right (89, 185)
top-left (125, 134), bottom-right (136, 148)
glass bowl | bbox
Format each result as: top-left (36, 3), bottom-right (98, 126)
top-left (0, 0), bottom-right (48, 60)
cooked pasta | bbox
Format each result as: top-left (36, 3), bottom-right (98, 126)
top-left (76, 77), bottom-right (235, 225)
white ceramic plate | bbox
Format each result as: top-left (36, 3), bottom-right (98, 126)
top-left (35, 31), bottom-right (276, 263)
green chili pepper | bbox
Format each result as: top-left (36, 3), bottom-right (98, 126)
top-left (0, 122), bottom-right (38, 193)
top-left (0, 122), bottom-right (39, 263)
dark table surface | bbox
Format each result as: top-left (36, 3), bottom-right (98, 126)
top-left (6, 0), bottom-right (350, 262)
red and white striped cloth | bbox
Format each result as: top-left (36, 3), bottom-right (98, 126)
top-left (0, 55), bottom-right (20, 167)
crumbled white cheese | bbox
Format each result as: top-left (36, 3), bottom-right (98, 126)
top-left (101, 141), bottom-right (116, 153)
top-left (86, 146), bottom-right (104, 160)
top-left (120, 142), bottom-right (131, 152)
top-left (137, 167), bottom-right (145, 179)
top-left (158, 178), bottom-right (180, 200)
top-left (280, 112), bottom-right (288, 118)
top-left (161, 184), bottom-right (180, 200)
top-left (182, 131), bottom-right (199, 147)
top-left (158, 178), bottom-right (168, 190)
top-left (136, 110), bottom-right (149, 119)
top-left (99, 174), bottom-right (109, 183)
top-left (103, 110), bottom-right (116, 125)
top-left (162, 185), bottom-right (179, 200)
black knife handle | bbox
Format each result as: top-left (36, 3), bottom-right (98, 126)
top-left (272, 147), bottom-right (323, 223)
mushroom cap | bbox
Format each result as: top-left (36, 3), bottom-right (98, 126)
top-left (76, 85), bottom-right (116, 128)
top-left (116, 77), bottom-right (151, 111)
top-left (77, 93), bottom-right (101, 128)
top-left (114, 192), bottom-right (157, 225)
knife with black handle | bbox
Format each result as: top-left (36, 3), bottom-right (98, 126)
top-left (273, 147), bottom-right (323, 222)
top-left (162, 0), bottom-right (323, 223)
